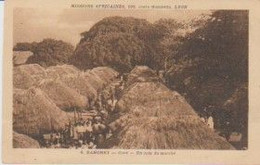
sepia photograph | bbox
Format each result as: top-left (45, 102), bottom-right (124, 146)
top-left (12, 8), bottom-right (248, 150)
top-left (3, 0), bottom-right (260, 164)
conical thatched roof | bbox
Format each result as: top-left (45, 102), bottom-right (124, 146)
top-left (59, 73), bottom-right (97, 100)
top-left (37, 79), bottom-right (88, 110)
top-left (45, 64), bottom-right (80, 79)
top-left (126, 65), bottom-right (160, 86)
top-left (13, 64), bottom-right (119, 113)
top-left (107, 66), bottom-right (234, 149)
top-left (109, 115), bottom-right (234, 149)
top-left (13, 64), bottom-right (47, 89)
top-left (13, 88), bottom-right (70, 137)
top-left (116, 81), bottom-right (192, 115)
top-left (13, 131), bottom-right (40, 148)
top-left (91, 67), bottom-right (119, 84)
top-left (83, 71), bottom-right (106, 90)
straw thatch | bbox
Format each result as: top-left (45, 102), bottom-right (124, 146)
top-left (13, 68), bottom-right (35, 89)
top-left (13, 87), bottom-right (70, 137)
top-left (116, 81), bottom-right (191, 116)
top-left (90, 67), bottom-right (119, 84)
top-left (13, 64), bottom-right (47, 89)
top-left (108, 115), bottom-right (234, 149)
top-left (37, 79), bottom-right (88, 110)
top-left (13, 64), bottom-right (118, 92)
top-left (13, 64), bottom-right (119, 112)
top-left (45, 65), bottom-right (80, 79)
top-left (126, 65), bottom-right (160, 86)
top-left (13, 131), bottom-right (40, 148)
top-left (59, 73), bottom-right (97, 100)
top-left (107, 66), bottom-right (234, 149)
top-left (83, 71), bottom-right (106, 90)
top-left (13, 51), bottom-right (33, 66)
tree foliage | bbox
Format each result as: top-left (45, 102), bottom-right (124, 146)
top-left (72, 33), bottom-right (151, 72)
top-left (71, 17), bottom-right (182, 72)
top-left (165, 11), bottom-right (248, 144)
top-left (13, 42), bottom-right (37, 52)
top-left (26, 39), bottom-right (74, 67)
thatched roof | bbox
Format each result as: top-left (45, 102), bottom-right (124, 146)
top-left (37, 79), bottom-right (88, 110)
top-left (45, 65), bottom-right (80, 79)
top-left (13, 131), bottom-right (40, 148)
top-left (83, 71), bottom-right (106, 90)
top-left (109, 115), bottom-right (234, 149)
top-left (126, 66), bottom-right (160, 86)
top-left (13, 64), bottom-right (47, 89)
top-left (59, 73), bottom-right (97, 100)
top-left (13, 64), bottom-right (119, 113)
top-left (116, 81), bottom-right (192, 116)
top-left (90, 67), bottom-right (119, 84)
top-left (13, 64), bottom-right (118, 91)
top-left (13, 87), bottom-right (70, 137)
top-left (107, 66), bottom-right (234, 149)
top-left (13, 68), bottom-right (35, 89)
top-left (13, 51), bottom-right (33, 66)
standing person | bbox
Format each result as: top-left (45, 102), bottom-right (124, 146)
top-left (95, 134), bottom-right (105, 149)
top-left (99, 121), bottom-right (108, 139)
top-left (55, 132), bottom-right (61, 144)
top-left (223, 121), bottom-right (232, 141)
top-left (69, 122), bottom-right (74, 139)
top-left (158, 70), bottom-right (166, 83)
top-left (84, 119), bottom-right (92, 144)
top-left (50, 133), bottom-right (54, 146)
top-left (92, 118), bottom-right (101, 146)
top-left (73, 123), bottom-right (79, 143)
top-left (62, 124), bottom-right (70, 146)
top-left (207, 116), bottom-right (214, 129)
top-left (77, 121), bottom-right (85, 142)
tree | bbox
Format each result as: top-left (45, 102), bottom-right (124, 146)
top-left (165, 11), bottom-right (248, 146)
top-left (13, 42), bottom-right (37, 51)
top-left (26, 39), bottom-right (74, 67)
top-left (72, 32), bottom-right (151, 72)
top-left (71, 16), bottom-right (172, 72)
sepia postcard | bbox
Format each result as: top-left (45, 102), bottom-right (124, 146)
top-left (2, 0), bottom-right (260, 164)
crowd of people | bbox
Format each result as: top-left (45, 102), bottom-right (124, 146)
top-left (43, 115), bottom-right (110, 149)
top-left (42, 77), bottom-right (125, 149)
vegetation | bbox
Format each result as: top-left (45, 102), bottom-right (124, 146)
top-left (70, 17), bottom-right (183, 72)
top-left (13, 42), bottom-right (37, 51)
top-left (71, 11), bottom-right (248, 147)
top-left (165, 10), bottom-right (248, 134)
top-left (13, 10), bottom-right (248, 148)
top-left (14, 39), bottom-right (74, 67)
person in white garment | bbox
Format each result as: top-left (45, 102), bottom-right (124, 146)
top-left (207, 116), bottom-right (214, 129)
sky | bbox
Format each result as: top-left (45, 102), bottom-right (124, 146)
top-left (14, 8), bottom-right (210, 46)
